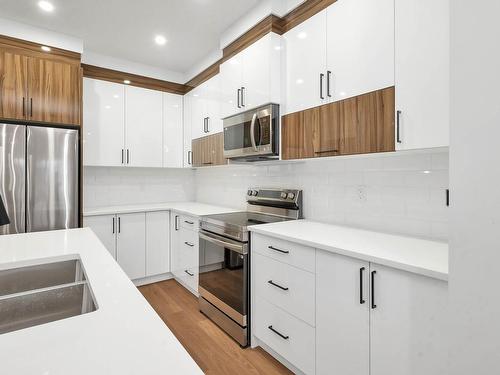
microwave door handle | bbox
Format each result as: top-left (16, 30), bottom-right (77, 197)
top-left (250, 113), bottom-right (258, 151)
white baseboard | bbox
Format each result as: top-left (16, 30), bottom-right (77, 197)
top-left (251, 336), bottom-right (307, 375)
top-left (133, 272), bottom-right (173, 287)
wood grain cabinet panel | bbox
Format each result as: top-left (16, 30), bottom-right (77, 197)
top-left (191, 132), bottom-right (227, 167)
top-left (282, 87), bottom-right (394, 160)
top-left (0, 50), bottom-right (28, 121)
top-left (27, 57), bottom-right (81, 126)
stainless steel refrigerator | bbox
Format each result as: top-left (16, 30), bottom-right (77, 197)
top-left (0, 124), bottom-right (79, 235)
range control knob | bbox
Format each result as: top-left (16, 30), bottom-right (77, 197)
top-left (287, 192), bottom-right (296, 200)
top-left (247, 190), bottom-right (253, 196)
top-left (253, 190), bottom-right (259, 196)
top-left (280, 192), bottom-right (288, 199)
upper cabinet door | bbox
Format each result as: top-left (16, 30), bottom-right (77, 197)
top-left (182, 94), bottom-right (193, 167)
top-left (242, 33), bottom-right (281, 111)
top-left (203, 75), bottom-right (222, 135)
top-left (189, 85), bottom-right (206, 140)
top-left (326, 0), bottom-right (394, 102)
top-left (0, 50), bottom-right (28, 121)
top-left (27, 57), bottom-right (81, 125)
top-left (283, 9), bottom-right (328, 115)
top-left (83, 78), bottom-right (125, 167)
top-left (125, 85), bottom-right (163, 167)
top-left (162, 92), bottom-right (183, 168)
top-left (395, 0), bottom-right (449, 150)
top-left (369, 264), bottom-right (448, 375)
top-left (220, 53), bottom-right (244, 119)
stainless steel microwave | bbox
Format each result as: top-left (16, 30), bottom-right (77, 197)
top-left (223, 103), bottom-right (279, 160)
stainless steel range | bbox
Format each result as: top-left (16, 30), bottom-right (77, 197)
top-left (198, 188), bottom-right (303, 347)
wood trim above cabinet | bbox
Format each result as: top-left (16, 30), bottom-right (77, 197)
top-left (281, 0), bottom-right (337, 32)
top-left (0, 34), bottom-right (81, 64)
top-left (81, 64), bottom-right (189, 95)
top-left (184, 60), bottom-right (221, 93)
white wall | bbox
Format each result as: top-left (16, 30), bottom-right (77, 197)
top-left (449, 1), bottom-right (500, 373)
top-left (0, 17), bottom-right (83, 52)
top-left (83, 167), bottom-right (195, 209)
top-left (195, 150), bottom-right (449, 241)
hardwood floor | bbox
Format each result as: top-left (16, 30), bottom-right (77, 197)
top-left (139, 279), bottom-right (293, 375)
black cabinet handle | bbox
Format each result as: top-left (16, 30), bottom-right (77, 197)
top-left (268, 325), bottom-right (289, 340)
top-left (237, 89), bottom-right (241, 108)
top-left (327, 70), bottom-right (332, 97)
top-left (359, 267), bottom-right (366, 304)
top-left (121, 149), bottom-right (124, 164)
top-left (112, 217), bottom-right (115, 234)
top-left (241, 87), bottom-right (245, 107)
top-left (396, 110), bottom-right (402, 144)
top-left (184, 220), bottom-right (194, 225)
top-left (268, 245), bottom-right (289, 254)
top-left (371, 270), bottom-right (377, 309)
top-left (30, 98), bottom-right (33, 117)
top-left (184, 270), bottom-right (194, 277)
top-left (268, 280), bottom-right (289, 291)
top-left (118, 217), bottom-right (121, 233)
top-left (320, 73), bottom-right (325, 99)
top-left (174, 215), bottom-right (179, 230)
top-left (184, 241), bottom-right (194, 247)
top-left (126, 149), bottom-right (130, 164)
top-left (22, 97), bottom-right (26, 116)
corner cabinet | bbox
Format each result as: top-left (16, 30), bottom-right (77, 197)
top-left (83, 77), bottom-right (183, 168)
top-left (0, 45), bottom-right (81, 126)
top-left (395, 0), bottom-right (450, 149)
top-left (220, 33), bottom-right (282, 118)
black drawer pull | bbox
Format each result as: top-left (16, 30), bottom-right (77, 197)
top-left (268, 325), bottom-right (289, 340)
top-left (268, 280), bottom-right (289, 291)
top-left (371, 270), bottom-right (377, 309)
top-left (184, 241), bottom-right (194, 247)
top-left (184, 270), bottom-right (194, 277)
top-left (184, 220), bottom-right (194, 224)
top-left (268, 245), bottom-right (289, 254)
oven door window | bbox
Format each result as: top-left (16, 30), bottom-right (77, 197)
top-left (199, 234), bottom-right (248, 317)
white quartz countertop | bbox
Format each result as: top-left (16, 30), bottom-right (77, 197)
top-left (0, 228), bottom-right (202, 375)
top-left (249, 220), bottom-right (449, 281)
top-left (83, 201), bottom-right (239, 217)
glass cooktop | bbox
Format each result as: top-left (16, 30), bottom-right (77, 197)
top-left (202, 211), bottom-right (291, 229)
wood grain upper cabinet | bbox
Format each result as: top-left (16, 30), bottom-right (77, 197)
top-left (395, 0), bottom-right (449, 150)
top-left (27, 56), bottom-right (81, 125)
top-left (125, 85), bottom-right (163, 168)
top-left (326, 0), bottom-right (394, 102)
top-left (220, 33), bottom-right (281, 118)
top-left (0, 50), bottom-right (28, 121)
top-left (192, 132), bottom-right (226, 167)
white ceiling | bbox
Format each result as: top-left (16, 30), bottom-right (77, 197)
top-left (0, 0), bottom-right (260, 74)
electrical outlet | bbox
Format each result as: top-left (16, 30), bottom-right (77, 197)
top-left (357, 185), bottom-right (367, 203)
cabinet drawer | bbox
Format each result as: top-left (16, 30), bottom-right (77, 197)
top-left (178, 229), bottom-right (199, 293)
top-left (254, 253), bottom-right (315, 326)
top-left (252, 233), bottom-right (315, 273)
top-left (180, 214), bottom-right (199, 231)
top-left (254, 297), bottom-right (315, 375)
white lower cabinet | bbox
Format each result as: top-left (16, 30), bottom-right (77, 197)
top-left (253, 234), bottom-right (448, 375)
top-left (170, 211), bottom-right (199, 295)
top-left (369, 264), bottom-right (448, 375)
top-left (84, 210), bottom-right (171, 281)
top-left (146, 211), bottom-right (170, 276)
top-left (316, 251), bottom-right (370, 375)
top-left (116, 213), bottom-right (146, 280)
top-left (83, 214), bottom-right (117, 258)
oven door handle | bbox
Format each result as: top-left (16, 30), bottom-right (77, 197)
top-left (199, 231), bottom-right (248, 255)
top-left (250, 113), bottom-right (258, 151)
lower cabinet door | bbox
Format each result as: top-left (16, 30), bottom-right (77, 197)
top-left (369, 264), bottom-right (448, 375)
top-left (179, 229), bottom-right (199, 293)
top-left (116, 213), bottom-right (146, 280)
top-left (145, 211), bottom-right (170, 276)
top-left (83, 214), bottom-right (117, 259)
top-left (170, 213), bottom-right (183, 279)
top-left (316, 250), bottom-right (370, 375)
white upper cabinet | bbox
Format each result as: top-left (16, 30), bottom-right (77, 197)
top-left (220, 33), bottom-right (282, 118)
top-left (182, 94), bottom-right (193, 167)
top-left (162, 92), bottom-right (183, 168)
top-left (189, 75), bottom-right (222, 140)
top-left (83, 78), bottom-right (125, 167)
top-left (125, 85), bottom-right (163, 168)
top-left (395, 0), bottom-right (449, 150)
top-left (326, 0), bottom-right (394, 102)
top-left (283, 10), bottom-right (328, 115)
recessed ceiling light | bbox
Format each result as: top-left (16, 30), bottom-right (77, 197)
top-left (41, 45), bottom-right (51, 52)
top-left (154, 35), bottom-right (167, 45)
top-left (123, 80), bottom-right (131, 84)
top-left (38, 1), bottom-right (54, 12)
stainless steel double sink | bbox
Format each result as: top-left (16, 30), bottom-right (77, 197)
top-left (0, 258), bottom-right (97, 335)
